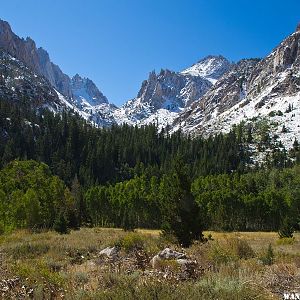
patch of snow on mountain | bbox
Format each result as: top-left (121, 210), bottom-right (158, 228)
top-left (140, 109), bottom-right (180, 131)
top-left (55, 90), bottom-right (116, 127)
top-left (203, 83), bottom-right (300, 150)
top-left (71, 74), bottom-right (108, 107)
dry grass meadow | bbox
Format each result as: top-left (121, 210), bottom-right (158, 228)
top-left (0, 228), bottom-right (300, 299)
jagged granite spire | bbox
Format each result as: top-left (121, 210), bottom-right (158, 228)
top-left (0, 19), bottom-right (72, 97)
top-left (71, 74), bottom-right (108, 106)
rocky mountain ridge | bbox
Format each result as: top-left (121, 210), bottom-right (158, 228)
top-left (114, 56), bottom-right (231, 128)
top-left (1, 18), bottom-right (300, 155)
top-left (0, 49), bottom-right (62, 110)
top-left (0, 19), bottom-right (110, 117)
top-left (0, 19), bottom-right (233, 128)
top-left (174, 25), bottom-right (300, 153)
top-left (0, 20), bottom-right (72, 98)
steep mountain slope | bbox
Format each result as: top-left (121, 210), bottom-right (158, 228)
top-left (175, 59), bottom-right (260, 130)
top-left (0, 49), bottom-right (62, 110)
top-left (0, 19), bottom-right (116, 126)
top-left (0, 20), bottom-right (72, 97)
top-left (114, 56), bottom-right (232, 127)
top-left (71, 74), bottom-right (108, 106)
top-left (0, 46), bottom-right (117, 128)
top-left (175, 25), bottom-right (300, 151)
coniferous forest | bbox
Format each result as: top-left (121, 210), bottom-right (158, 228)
top-left (1, 97), bottom-right (300, 246)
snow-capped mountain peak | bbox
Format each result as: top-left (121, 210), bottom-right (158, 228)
top-left (113, 66), bottom-right (215, 127)
top-left (181, 55), bottom-right (232, 84)
top-left (175, 26), bottom-right (300, 155)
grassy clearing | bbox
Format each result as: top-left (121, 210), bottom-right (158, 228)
top-left (0, 229), bottom-right (300, 299)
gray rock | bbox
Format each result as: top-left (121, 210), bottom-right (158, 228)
top-left (175, 258), bottom-right (192, 265)
top-left (99, 246), bottom-right (119, 258)
top-left (150, 254), bottom-right (162, 269)
top-left (158, 247), bottom-right (186, 260)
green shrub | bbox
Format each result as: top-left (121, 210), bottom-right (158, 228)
top-left (277, 110), bottom-right (283, 116)
top-left (207, 233), bottom-right (214, 241)
top-left (119, 232), bottom-right (144, 252)
top-left (276, 237), bottom-right (295, 245)
top-left (268, 111), bottom-right (276, 117)
top-left (9, 242), bottom-right (50, 259)
top-left (227, 238), bottom-right (255, 259)
top-left (53, 211), bottom-right (69, 234)
top-left (209, 242), bottom-right (236, 265)
top-left (46, 258), bottom-right (66, 272)
top-left (0, 222), bottom-right (5, 235)
top-left (260, 243), bottom-right (274, 265)
top-left (74, 272), bottom-right (89, 285)
top-left (278, 217), bottom-right (294, 238)
top-left (209, 238), bottom-right (255, 266)
top-left (13, 261), bottom-right (65, 287)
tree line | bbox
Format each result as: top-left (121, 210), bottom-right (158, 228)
top-left (1, 97), bottom-right (300, 245)
top-left (0, 97), bottom-right (251, 187)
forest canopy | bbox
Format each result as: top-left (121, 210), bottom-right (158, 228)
top-left (0, 98), bottom-right (299, 245)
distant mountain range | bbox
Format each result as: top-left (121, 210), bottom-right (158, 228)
top-left (1, 19), bottom-right (300, 154)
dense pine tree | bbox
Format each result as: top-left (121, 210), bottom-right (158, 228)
top-left (1, 97), bottom-right (300, 241)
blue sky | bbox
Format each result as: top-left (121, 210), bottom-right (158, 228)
top-left (1, 0), bottom-right (299, 105)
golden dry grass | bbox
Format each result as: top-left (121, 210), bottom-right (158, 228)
top-left (0, 228), bottom-right (299, 299)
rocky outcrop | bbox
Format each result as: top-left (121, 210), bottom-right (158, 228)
top-left (0, 49), bottom-right (60, 108)
top-left (175, 25), bottom-right (300, 151)
top-left (150, 248), bottom-right (198, 278)
top-left (175, 58), bottom-right (259, 132)
top-left (151, 248), bottom-right (187, 268)
top-left (37, 47), bottom-right (72, 97)
top-left (99, 246), bottom-right (119, 259)
top-left (0, 20), bottom-right (72, 97)
top-left (71, 74), bottom-right (108, 106)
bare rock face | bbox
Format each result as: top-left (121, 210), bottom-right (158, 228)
top-left (37, 47), bottom-right (72, 97)
top-left (0, 19), bottom-right (109, 103)
top-left (115, 68), bottom-right (214, 126)
top-left (0, 19), bottom-right (72, 97)
top-left (296, 23), bottom-right (300, 32)
top-left (71, 74), bottom-right (108, 106)
top-left (175, 58), bottom-right (259, 132)
top-left (246, 30), bottom-right (300, 99)
top-left (114, 55), bottom-right (231, 127)
top-left (0, 49), bottom-right (60, 108)
top-left (0, 19), bottom-right (116, 128)
top-left (181, 55), bottom-right (232, 83)
top-left (175, 25), bottom-right (300, 143)
top-left (136, 69), bottom-right (208, 111)
top-left (0, 21), bottom-right (41, 74)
